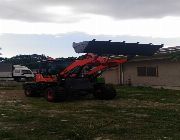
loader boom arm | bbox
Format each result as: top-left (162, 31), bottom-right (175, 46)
top-left (59, 53), bottom-right (127, 79)
top-left (34, 40), bottom-right (163, 82)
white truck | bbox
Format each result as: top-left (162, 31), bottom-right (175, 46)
top-left (0, 63), bottom-right (34, 81)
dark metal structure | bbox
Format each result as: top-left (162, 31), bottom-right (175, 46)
top-left (73, 39), bottom-right (163, 56)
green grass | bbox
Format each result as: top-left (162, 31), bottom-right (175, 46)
top-left (117, 86), bottom-right (180, 103)
top-left (0, 86), bottom-right (180, 140)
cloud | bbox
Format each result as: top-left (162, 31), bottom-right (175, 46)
top-left (0, 0), bottom-right (180, 23)
top-left (0, 0), bottom-right (85, 23)
top-left (1, 32), bottom-right (180, 58)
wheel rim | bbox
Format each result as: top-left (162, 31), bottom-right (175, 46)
top-left (26, 89), bottom-right (31, 96)
top-left (47, 90), bottom-right (54, 101)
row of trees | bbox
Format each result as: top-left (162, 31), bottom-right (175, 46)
top-left (0, 54), bottom-right (76, 70)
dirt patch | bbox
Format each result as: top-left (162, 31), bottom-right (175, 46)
top-left (0, 90), bottom-right (26, 108)
top-left (0, 90), bottom-right (24, 99)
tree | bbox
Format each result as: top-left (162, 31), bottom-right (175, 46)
top-left (170, 51), bottom-right (180, 61)
top-left (4, 54), bottom-right (48, 69)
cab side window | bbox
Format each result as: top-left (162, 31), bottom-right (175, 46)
top-left (14, 69), bottom-right (20, 73)
top-left (22, 70), bottom-right (32, 74)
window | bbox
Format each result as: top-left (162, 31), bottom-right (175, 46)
top-left (22, 70), bottom-right (32, 74)
top-left (14, 69), bottom-right (20, 73)
top-left (137, 66), bottom-right (158, 77)
top-left (137, 67), bottom-right (146, 76)
top-left (147, 67), bottom-right (157, 76)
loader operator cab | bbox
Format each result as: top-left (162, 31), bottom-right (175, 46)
top-left (38, 59), bottom-right (75, 76)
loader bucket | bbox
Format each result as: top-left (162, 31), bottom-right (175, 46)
top-left (73, 40), bottom-right (163, 56)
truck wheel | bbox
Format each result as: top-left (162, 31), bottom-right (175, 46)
top-left (45, 87), bottom-right (56, 102)
top-left (24, 87), bottom-right (34, 97)
top-left (14, 77), bottom-right (21, 82)
top-left (26, 77), bottom-right (34, 82)
top-left (93, 84), bottom-right (117, 100)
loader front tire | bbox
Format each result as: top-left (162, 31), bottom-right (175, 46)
top-left (24, 87), bottom-right (35, 97)
top-left (45, 87), bottom-right (56, 102)
top-left (45, 87), bottom-right (66, 102)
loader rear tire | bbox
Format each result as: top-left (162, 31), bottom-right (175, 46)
top-left (103, 85), bottom-right (116, 100)
top-left (93, 84), bottom-right (116, 100)
top-left (93, 88), bottom-right (104, 100)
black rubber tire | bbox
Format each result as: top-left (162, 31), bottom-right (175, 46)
top-left (14, 77), bottom-right (21, 82)
top-left (25, 77), bottom-right (34, 82)
top-left (45, 87), bottom-right (66, 102)
top-left (103, 85), bottom-right (117, 100)
top-left (24, 87), bottom-right (34, 97)
top-left (56, 87), bottom-right (67, 102)
top-left (93, 87), bottom-right (104, 100)
top-left (93, 84), bottom-right (117, 100)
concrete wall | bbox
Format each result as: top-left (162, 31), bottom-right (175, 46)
top-left (102, 67), bottom-right (120, 85)
top-left (123, 60), bottom-right (180, 89)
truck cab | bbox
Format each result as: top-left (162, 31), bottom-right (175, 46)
top-left (13, 65), bottom-right (34, 81)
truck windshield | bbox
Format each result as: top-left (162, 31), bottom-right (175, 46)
top-left (22, 70), bottom-right (32, 74)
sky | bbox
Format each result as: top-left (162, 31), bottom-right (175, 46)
top-left (1, 0), bottom-right (180, 58)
